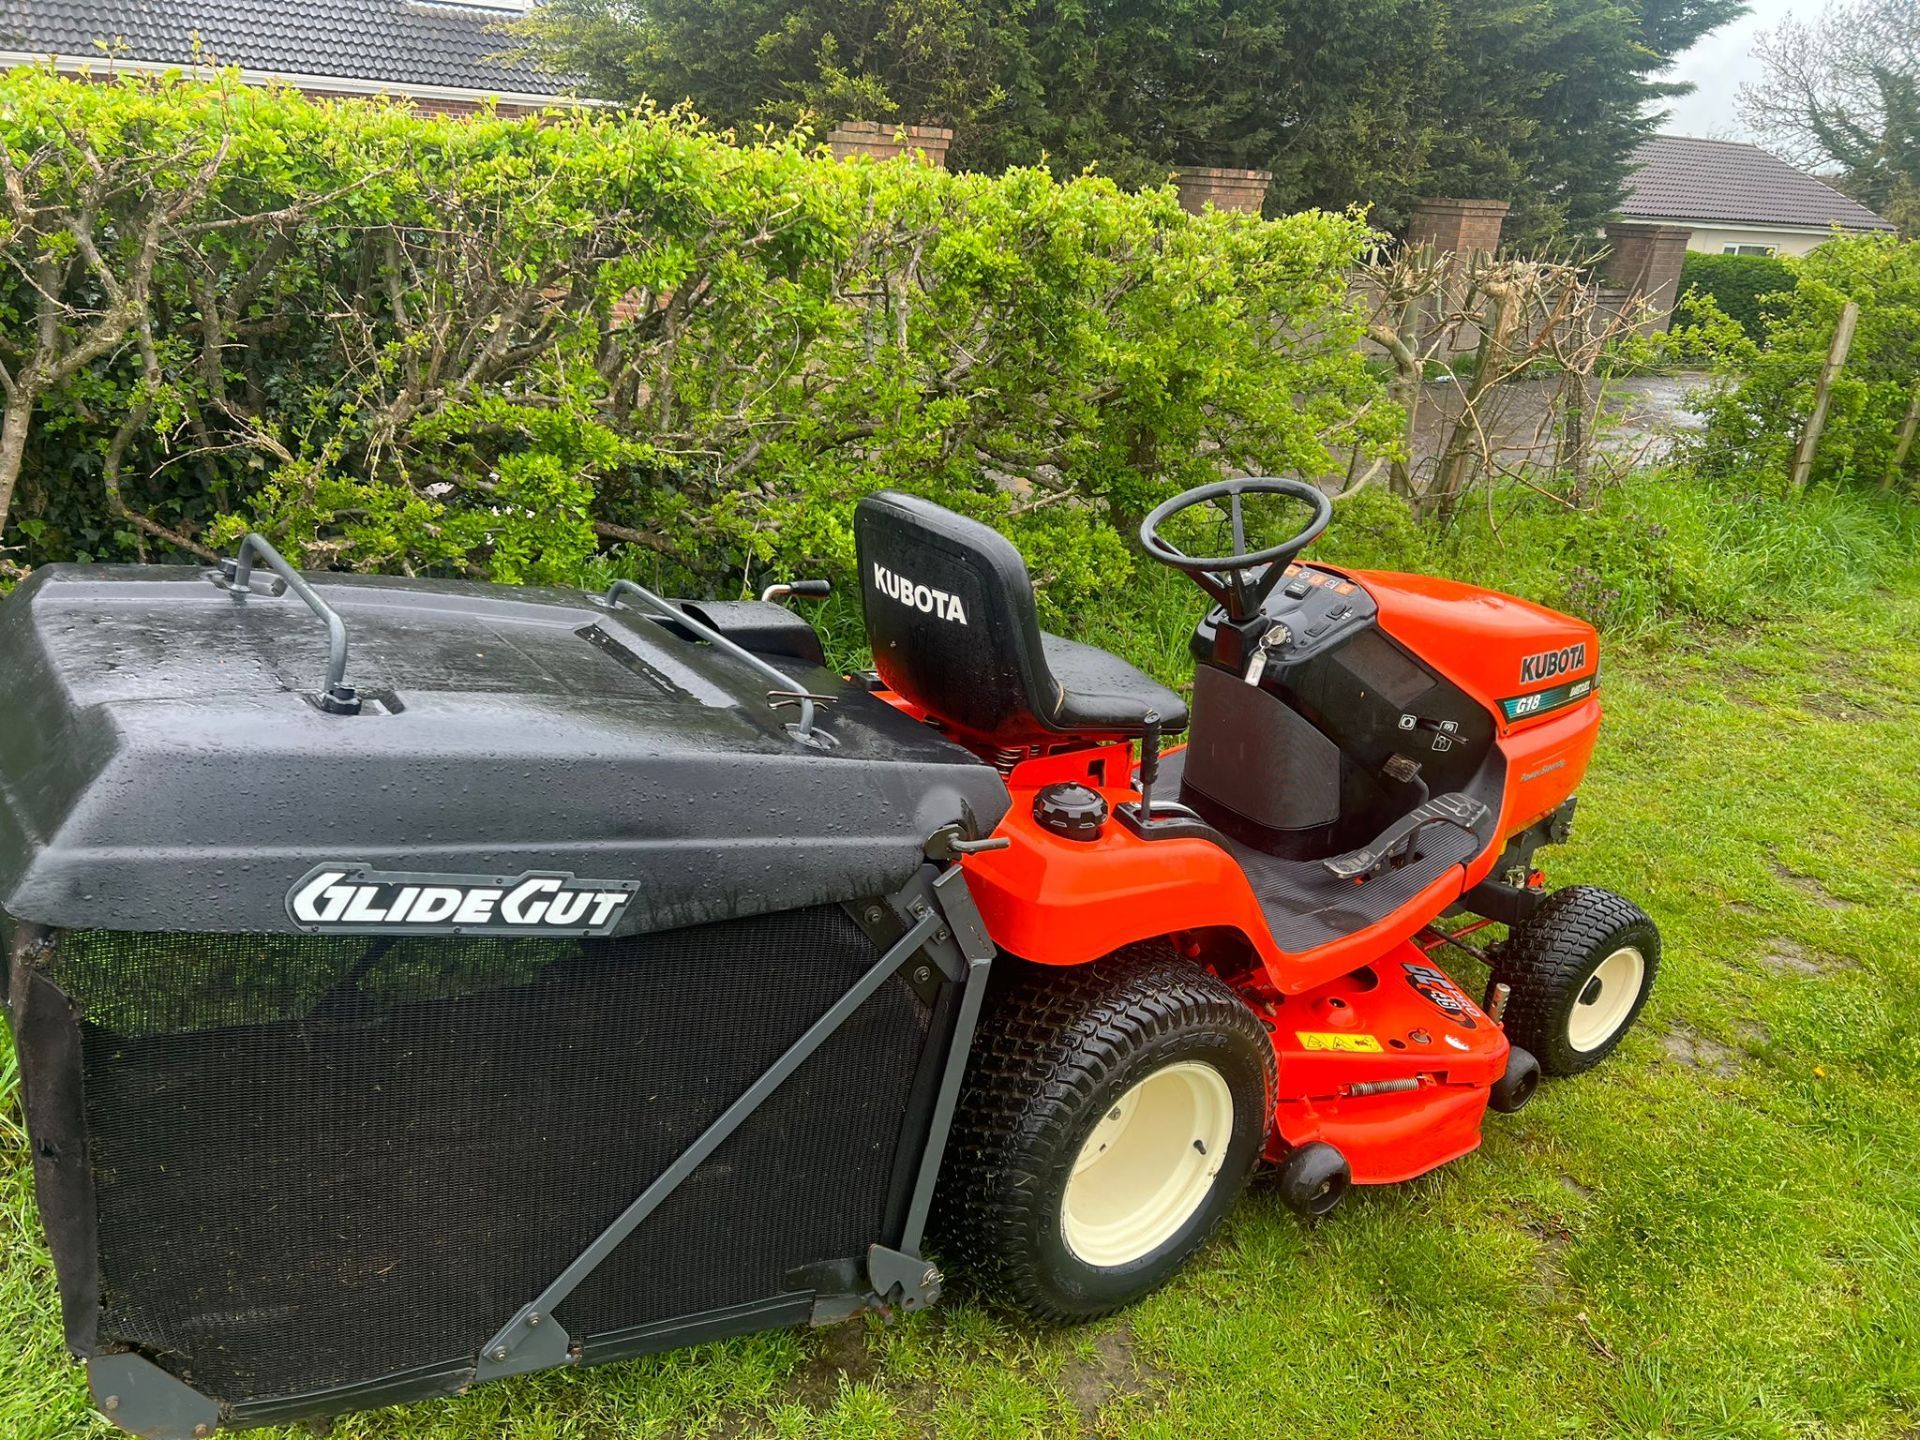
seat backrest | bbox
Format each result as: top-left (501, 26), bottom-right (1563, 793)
top-left (854, 491), bottom-right (1062, 745)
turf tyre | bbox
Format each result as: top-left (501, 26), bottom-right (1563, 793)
top-left (1493, 886), bottom-right (1659, 1076)
top-left (932, 944), bottom-right (1274, 1321)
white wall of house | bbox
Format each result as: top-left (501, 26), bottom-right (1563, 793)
top-left (1619, 216), bottom-right (1889, 257)
top-left (1645, 222), bottom-right (1871, 258)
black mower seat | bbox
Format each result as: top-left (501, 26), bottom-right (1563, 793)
top-left (856, 491), bottom-right (1188, 747)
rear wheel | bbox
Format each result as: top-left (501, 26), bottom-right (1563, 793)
top-left (1493, 886), bottom-right (1659, 1076)
top-left (933, 945), bottom-right (1274, 1321)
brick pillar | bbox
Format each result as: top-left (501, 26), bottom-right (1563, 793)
top-left (1405, 199), bottom-right (1510, 358)
top-left (1173, 167), bottom-right (1273, 215)
top-left (826, 121), bottom-right (954, 168)
top-left (1601, 222), bottom-right (1693, 333)
top-left (1407, 198), bottom-right (1510, 259)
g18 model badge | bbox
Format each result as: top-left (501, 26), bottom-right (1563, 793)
top-left (288, 865), bottom-right (636, 936)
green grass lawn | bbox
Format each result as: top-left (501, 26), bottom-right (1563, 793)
top-left (6, 567), bottom-right (1920, 1440)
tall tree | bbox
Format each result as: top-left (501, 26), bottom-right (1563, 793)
top-left (1740, 0), bottom-right (1920, 235)
top-left (510, 0), bottom-right (1019, 133)
top-left (1413, 0), bottom-right (1747, 241)
top-left (972, 0), bottom-right (1447, 207)
top-left (515, 0), bottom-right (1744, 239)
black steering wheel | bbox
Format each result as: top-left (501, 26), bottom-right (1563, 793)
top-left (1139, 477), bottom-right (1333, 621)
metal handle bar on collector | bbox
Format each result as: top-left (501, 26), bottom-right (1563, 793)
top-left (219, 533), bottom-right (362, 715)
top-left (600, 578), bottom-right (832, 745)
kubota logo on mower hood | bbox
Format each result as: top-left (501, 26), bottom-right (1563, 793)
top-left (288, 865), bottom-right (636, 935)
top-left (872, 563), bottom-right (969, 624)
top-left (1519, 642), bottom-right (1588, 685)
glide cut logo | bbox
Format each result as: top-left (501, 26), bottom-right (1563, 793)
top-left (1519, 642), bottom-right (1588, 685)
top-left (872, 562), bottom-right (969, 625)
top-left (288, 865), bottom-right (636, 936)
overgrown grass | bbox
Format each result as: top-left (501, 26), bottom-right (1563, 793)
top-left (1083, 472), bottom-right (1920, 689)
top-left (5, 481), bottom-right (1920, 1439)
top-left (801, 470), bottom-right (1920, 685)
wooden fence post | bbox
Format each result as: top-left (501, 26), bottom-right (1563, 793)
top-left (1789, 300), bottom-right (1859, 496)
top-left (1884, 380), bottom-right (1920, 491)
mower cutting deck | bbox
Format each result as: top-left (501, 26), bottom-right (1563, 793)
top-left (0, 482), bottom-right (1658, 1435)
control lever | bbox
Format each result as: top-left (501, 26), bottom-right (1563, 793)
top-left (1320, 792), bottom-right (1490, 882)
top-left (759, 579), bottom-right (833, 602)
top-left (1137, 710), bottom-right (1162, 818)
top-left (924, 823), bottom-right (1013, 861)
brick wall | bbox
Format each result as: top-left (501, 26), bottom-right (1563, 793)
top-left (826, 122), bottom-right (955, 167)
top-left (1173, 167), bottom-right (1272, 215)
top-left (1402, 199), bottom-right (1510, 359)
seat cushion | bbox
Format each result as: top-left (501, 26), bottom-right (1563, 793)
top-left (1041, 633), bottom-right (1190, 734)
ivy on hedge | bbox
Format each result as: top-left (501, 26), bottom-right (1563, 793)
top-left (0, 68), bottom-right (1396, 619)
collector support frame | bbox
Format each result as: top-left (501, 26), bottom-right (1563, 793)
top-left (472, 861), bottom-right (996, 1383)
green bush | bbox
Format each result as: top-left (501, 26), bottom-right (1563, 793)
top-left (1688, 235), bottom-right (1920, 494)
top-left (0, 68), bottom-right (1395, 624)
top-left (1070, 469), bottom-right (1920, 692)
top-left (1676, 251), bottom-right (1799, 342)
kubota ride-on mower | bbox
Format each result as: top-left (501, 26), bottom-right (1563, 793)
top-left (0, 480), bottom-right (1656, 1436)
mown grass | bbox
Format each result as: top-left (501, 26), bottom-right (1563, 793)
top-left (5, 489), bottom-right (1920, 1439)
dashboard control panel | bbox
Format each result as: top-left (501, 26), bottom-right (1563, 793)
top-left (1261, 564), bottom-right (1378, 661)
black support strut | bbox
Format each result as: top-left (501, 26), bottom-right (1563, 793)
top-left (474, 902), bottom-right (948, 1380)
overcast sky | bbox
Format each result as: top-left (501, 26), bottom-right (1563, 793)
top-left (1658, 0), bottom-right (1815, 138)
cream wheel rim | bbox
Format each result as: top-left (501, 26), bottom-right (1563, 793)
top-left (1567, 945), bottom-right (1646, 1051)
top-left (1061, 1061), bottom-right (1235, 1268)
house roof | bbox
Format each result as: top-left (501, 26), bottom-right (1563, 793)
top-left (1623, 134), bottom-right (1895, 234)
top-left (0, 0), bottom-right (575, 101)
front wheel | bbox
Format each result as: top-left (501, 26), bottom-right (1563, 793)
top-left (1493, 886), bottom-right (1660, 1076)
top-left (932, 945), bottom-right (1274, 1321)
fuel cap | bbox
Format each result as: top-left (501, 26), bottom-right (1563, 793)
top-left (1033, 782), bottom-right (1108, 842)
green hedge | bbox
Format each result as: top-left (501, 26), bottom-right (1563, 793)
top-left (1676, 251), bottom-right (1799, 342)
top-left (1691, 234), bottom-right (1920, 492)
top-left (0, 69), bottom-right (1394, 622)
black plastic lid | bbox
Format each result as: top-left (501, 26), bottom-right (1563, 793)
top-left (1033, 782), bottom-right (1108, 842)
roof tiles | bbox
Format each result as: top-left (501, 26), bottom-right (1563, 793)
top-left (4, 0), bottom-right (570, 97)
top-left (1623, 134), bottom-right (1894, 233)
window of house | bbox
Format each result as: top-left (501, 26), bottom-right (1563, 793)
top-left (1721, 244), bottom-right (1777, 257)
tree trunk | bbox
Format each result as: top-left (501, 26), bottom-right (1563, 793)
top-left (1427, 288), bottom-right (1508, 525)
top-left (0, 389), bottom-right (36, 545)
top-left (1388, 299), bottom-right (1424, 501)
top-left (1883, 381), bottom-right (1920, 491)
top-left (1555, 371), bottom-right (1599, 505)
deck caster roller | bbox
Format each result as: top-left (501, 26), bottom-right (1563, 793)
top-left (1487, 1045), bottom-right (1541, 1113)
top-left (1273, 1142), bottom-right (1351, 1218)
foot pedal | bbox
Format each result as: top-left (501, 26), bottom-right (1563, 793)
top-left (1321, 793), bottom-right (1490, 882)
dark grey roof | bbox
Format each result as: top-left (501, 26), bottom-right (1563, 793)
top-left (1623, 134), bottom-right (1894, 233)
top-left (3, 0), bottom-right (573, 97)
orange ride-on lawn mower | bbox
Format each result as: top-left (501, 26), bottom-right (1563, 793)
top-left (0, 480), bottom-right (1655, 1435)
top-left (864, 481), bottom-right (1658, 1316)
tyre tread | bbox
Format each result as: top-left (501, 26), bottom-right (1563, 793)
top-left (1495, 885), bottom-right (1659, 1076)
top-left (932, 944), bottom-right (1273, 1322)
